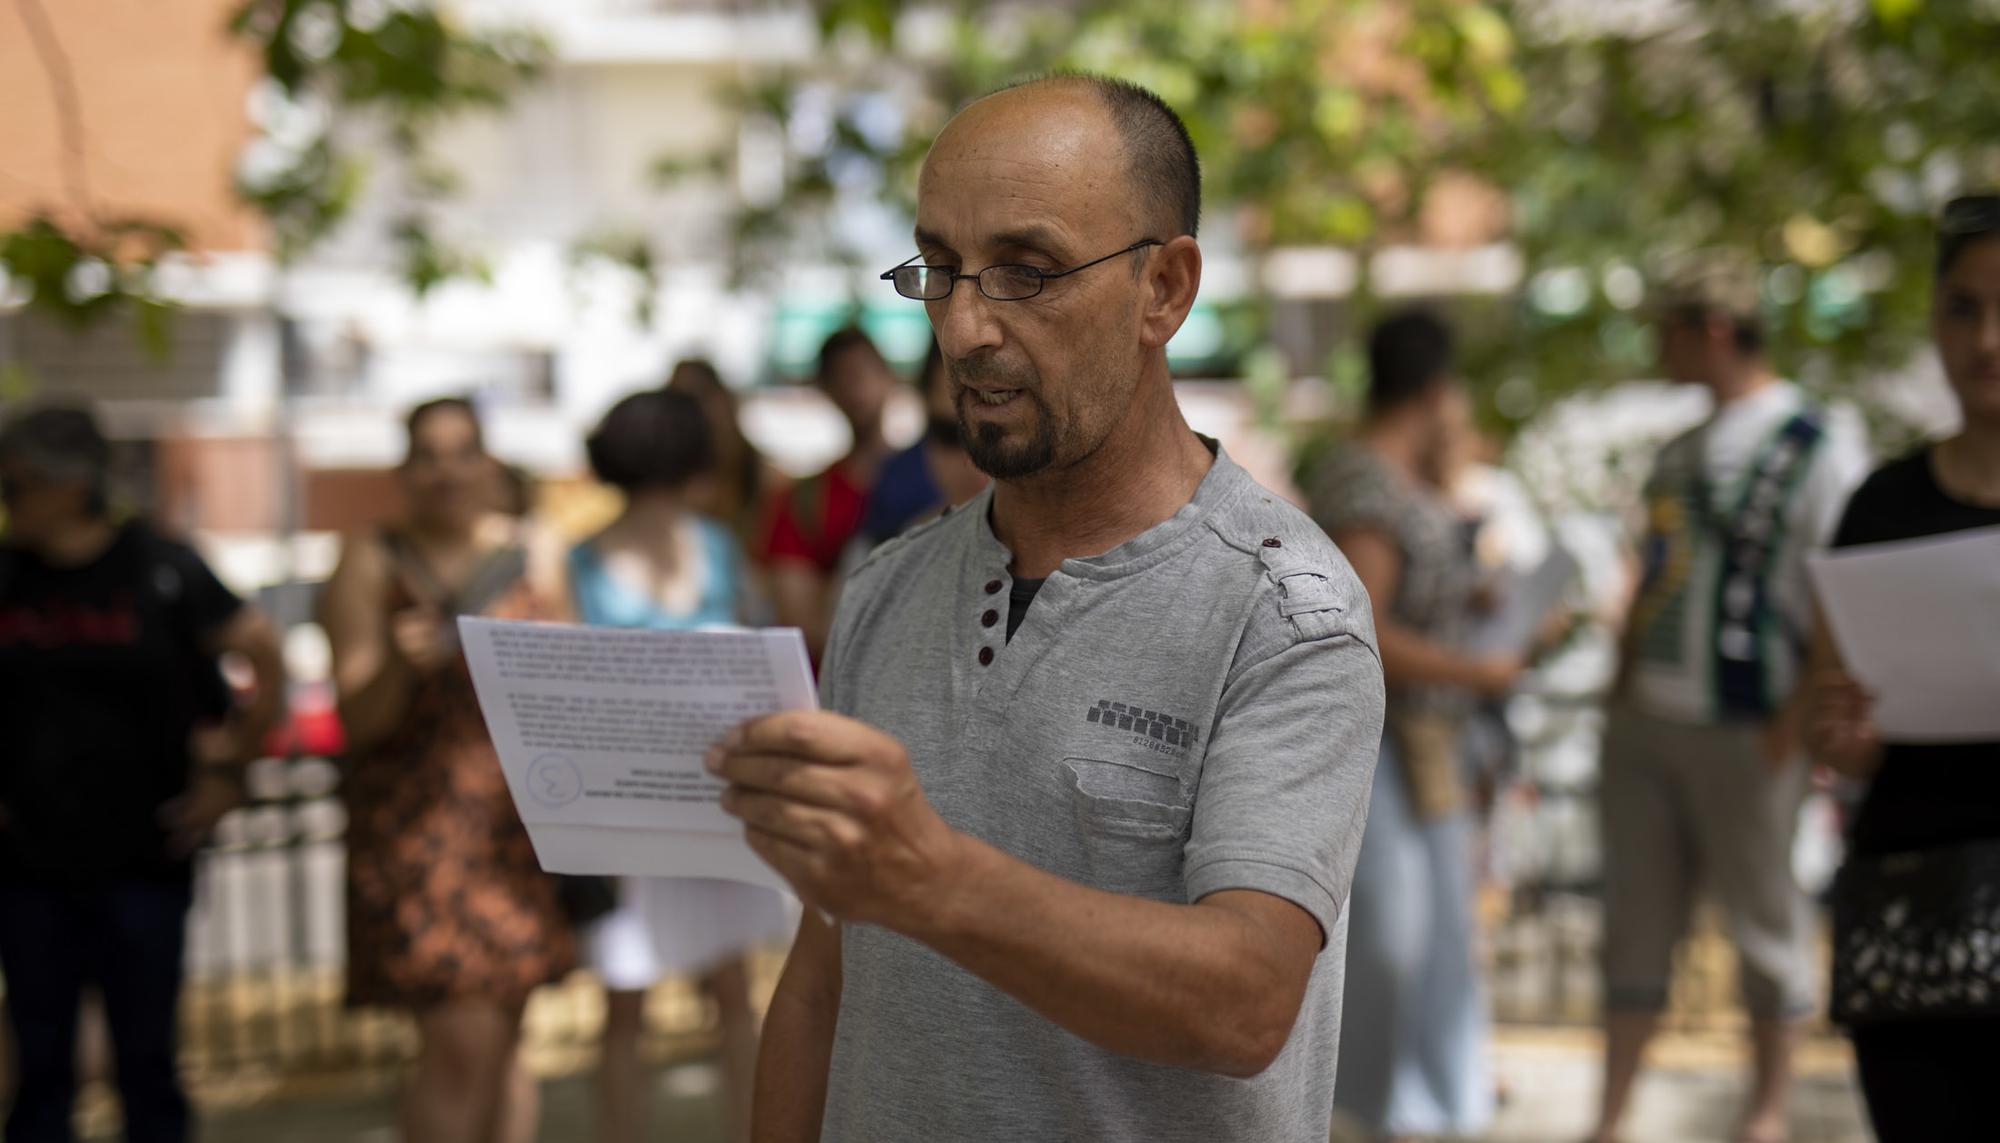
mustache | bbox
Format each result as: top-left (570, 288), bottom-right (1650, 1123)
top-left (948, 355), bottom-right (1038, 392)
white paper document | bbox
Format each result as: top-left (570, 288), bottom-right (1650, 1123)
top-left (458, 617), bottom-right (816, 894)
top-left (1464, 549), bottom-right (1578, 657)
top-left (1806, 525), bottom-right (2000, 742)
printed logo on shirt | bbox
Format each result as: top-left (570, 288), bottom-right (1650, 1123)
top-left (0, 597), bottom-right (142, 648)
top-left (1085, 699), bottom-right (1199, 756)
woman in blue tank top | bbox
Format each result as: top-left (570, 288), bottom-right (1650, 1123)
top-left (573, 389), bottom-right (791, 1143)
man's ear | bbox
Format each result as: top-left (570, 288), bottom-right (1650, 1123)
top-left (1139, 235), bottom-right (1202, 351)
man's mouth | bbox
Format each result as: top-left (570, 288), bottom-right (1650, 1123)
top-left (966, 388), bottom-right (1022, 407)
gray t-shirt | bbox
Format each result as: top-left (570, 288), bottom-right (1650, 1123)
top-left (816, 444), bottom-right (1386, 1143)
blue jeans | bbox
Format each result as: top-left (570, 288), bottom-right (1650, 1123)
top-left (1332, 737), bottom-right (1493, 1137)
top-left (0, 881), bottom-right (193, 1143)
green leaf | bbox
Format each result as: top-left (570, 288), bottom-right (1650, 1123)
top-left (0, 363), bottom-right (40, 403)
top-left (1870, 0), bottom-right (1924, 28)
top-left (133, 298), bottom-right (176, 365)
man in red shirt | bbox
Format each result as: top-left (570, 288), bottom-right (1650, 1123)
top-left (760, 327), bottom-right (899, 658)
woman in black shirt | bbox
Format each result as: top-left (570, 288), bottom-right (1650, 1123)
top-left (1805, 194), bottom-right (2000, 1141)
top-left (0, 405), bottom-right (286, 1143)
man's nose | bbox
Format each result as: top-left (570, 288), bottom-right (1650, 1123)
top-left (930, 277), bottom-right (1005, 360)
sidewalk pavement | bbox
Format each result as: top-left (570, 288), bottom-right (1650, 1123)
top-left (101, 1026), bottom-right (1870, 1143)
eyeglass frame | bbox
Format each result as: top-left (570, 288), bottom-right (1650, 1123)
top-left (880, 239), bottom-right (1164, 302)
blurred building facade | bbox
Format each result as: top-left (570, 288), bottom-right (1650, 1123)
top-left (2, 0), bottom-right (1539, 584)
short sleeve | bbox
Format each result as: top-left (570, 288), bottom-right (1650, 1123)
top-left (160, 539), bottom-right (244, 639)
top-left (1830, 460), bottom-right (1899, 551)
top-left (1303, 451), bottom-right (1401, 540)
top-left (1183, 629), bottom-right (1386, 943)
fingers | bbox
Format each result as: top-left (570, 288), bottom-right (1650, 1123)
top-left (708, 749), bottom-right (862, 810)
top-left (158, 778), bottom-right (243, 858)
top-left (722, 710), bottom-right (883, 766)
top-left (391, 608), bottom-right (452, 666)
top-left (1811, 670), bottom-right (1874, 704)
top-left (722, 787), bottom-right (864, 851)
top-left (743, 823), bottom-right (817, 878)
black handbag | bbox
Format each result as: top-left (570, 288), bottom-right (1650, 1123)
top-left (1830, 838), bottom-right (2000, 1025)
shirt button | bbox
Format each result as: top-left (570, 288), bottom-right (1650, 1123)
top-left (981, 609), bottom-right (998, 628)
top-left (978, 646), bottom-right (994, 666)
top-left (984, 579), bottom-right (1003, 595)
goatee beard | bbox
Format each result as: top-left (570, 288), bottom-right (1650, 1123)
top-left (958, 389), bottom-right (1059, 480)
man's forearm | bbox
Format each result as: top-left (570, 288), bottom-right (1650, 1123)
top-left (334, 654), bottom-right (418, 756)
top-left (753, 914), bottom-right (841, 1143)
top-left (227, 640), bottom-right (288, 764)
top-left (895, 835), bottom-right (1317, 1078)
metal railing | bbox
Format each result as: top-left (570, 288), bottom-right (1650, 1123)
top-left (177, 754), bottom-right (736, 1091)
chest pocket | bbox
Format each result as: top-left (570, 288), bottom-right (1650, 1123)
top-left (1061, 754), bottom-right (1189, 831)
top-left (1055, 753), bottom-right (1191, 900)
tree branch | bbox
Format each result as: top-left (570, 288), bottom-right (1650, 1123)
top-left (13, 0), bottom-right (95, 213)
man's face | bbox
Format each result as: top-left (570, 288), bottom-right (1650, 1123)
top-left (0, 459), bottom-right (89, 546)
top-left (914, 92), bottom-right (1154, 480)
top-left (1421, 381), bottom-right (1475, 487)
top-left (1655, 314), bottom-right (1710, 385)
top-left (400, 407), bottom-right (493, 527)
top-left (821, 345), bottom-right (896, 436)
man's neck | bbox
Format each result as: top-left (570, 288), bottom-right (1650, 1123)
top-left (990, 376), bottom-right (1213, 580)
top-left (1358, 412), bottom-right (1431, 483)
top-left (33, 516), bottom-right (119, 568)
top-left (1707, 361), bottom-right (1780, 407)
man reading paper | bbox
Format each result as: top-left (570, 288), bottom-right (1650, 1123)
top-left (705, 75), bottom-right (1385, 1143)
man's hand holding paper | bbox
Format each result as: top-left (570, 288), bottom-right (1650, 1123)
top-left (706, 710), bottom-right (962, 926)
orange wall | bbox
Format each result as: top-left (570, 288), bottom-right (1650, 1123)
top-left (0, 0), bottom-right (264, 252)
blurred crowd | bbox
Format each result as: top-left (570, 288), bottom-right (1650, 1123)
top-left (0, 189), bottom-right (1995, 1143)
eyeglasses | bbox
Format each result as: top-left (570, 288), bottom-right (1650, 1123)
top-left (882, 239), bottom-right (1162, 302)
top-left (1941, 194), bottom-right (2000, 236)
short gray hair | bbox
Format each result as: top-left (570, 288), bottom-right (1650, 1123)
top-left (1001, 73), bottom-right (1202, 239)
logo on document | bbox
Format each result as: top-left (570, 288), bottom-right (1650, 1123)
top-left (527, 753), bottom-right (583, 808)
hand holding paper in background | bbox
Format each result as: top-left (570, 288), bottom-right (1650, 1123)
top-left (1464, 548), bottom-right (1578, 659)
top-left (1807, 525), bottom-right (2000, 743)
